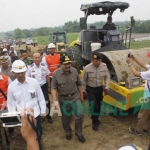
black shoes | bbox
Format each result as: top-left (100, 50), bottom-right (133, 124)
top-left (65, 133), bottom-right (85, 143)
top-left (41, 117), bottom-right (45, 122)
top-left (92, 119), bottom-right (101, 131)
top-left (75, 133), bottom-right (85, 143)
top-left (66, 133), bottom-right (72, 140)
top-left (96, 120), bottom-right (101, 126)
top-left (47, 116), bottom-right (53, 123)
top-left (41, 116), bottom-right (53, 123)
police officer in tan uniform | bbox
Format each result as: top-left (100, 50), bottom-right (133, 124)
top-left (82, 52), bottom-right (110, 131)
top-left (51, 55), bottom-right (85, 143)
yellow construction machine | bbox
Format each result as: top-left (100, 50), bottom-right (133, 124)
top-left (67, 1), bottom-right (150, 111)
top-left (50, 31), bottom-right (68, 52)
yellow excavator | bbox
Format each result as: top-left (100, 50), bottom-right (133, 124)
top-left (50, 31), bottom-right (68, 52)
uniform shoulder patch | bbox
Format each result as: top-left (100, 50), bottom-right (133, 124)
top-left (101, 63), bottom-right (106, 66)
top-left (41, 63), bottom-right (45, 66)
top-left (30, 63), bottom-right (34, 67)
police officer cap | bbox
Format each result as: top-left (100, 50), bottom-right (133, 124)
top-left (60, 52), bottom-right (68, 57)
top-left (0, 56), bottom-right (8, 63)
top-left (107, 16), bottom-right (112, 20)
top-left (60, 55), bottom-right (72, 64)
top-left (92, 52), bottom-right (102, 60)
top-left (20, 49), bottom-right (25, 53)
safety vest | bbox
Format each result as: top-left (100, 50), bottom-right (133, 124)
top-left (45, 54), bottom-right (60, 77)
top-left (0, 75), bottom-right (8, 110)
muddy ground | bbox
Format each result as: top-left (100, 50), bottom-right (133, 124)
top-left (6, 35), bottom-right (150, 150)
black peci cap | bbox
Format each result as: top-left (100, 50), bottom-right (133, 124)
top-left (60, 55), bottom-right (72, 64)
top-left (92, 52), bottom-right (102, 60)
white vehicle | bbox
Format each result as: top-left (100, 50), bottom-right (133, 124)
top-left (22, 39), bottom-right (26, 44)
top-left (26, 39), bottom-right (33, 45)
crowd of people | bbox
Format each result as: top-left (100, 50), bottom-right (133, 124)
top-left (0, 40), bottom-right (149, 150)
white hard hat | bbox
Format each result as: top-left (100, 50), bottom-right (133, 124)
top-left (2, 48), bottom-right (7, 52)
top-left (12, 60), bottom-right (27, 73)
top-left (10, 45), bottom-right (14, 48)
top-left (118, 146), bottom-right (135, 150)
top-left (48, 43), bottom-right (56, 49)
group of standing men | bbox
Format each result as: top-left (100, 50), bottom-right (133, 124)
top-left (0, 40), bottom-right (150, 149)
top-left (0, 41), bottom-right (111, 146)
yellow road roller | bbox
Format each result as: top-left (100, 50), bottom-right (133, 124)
top-left (67, 1), bottom-right (150, 110)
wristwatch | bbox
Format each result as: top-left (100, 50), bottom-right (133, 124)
top-left (128, 63), bottom-right (132, 67)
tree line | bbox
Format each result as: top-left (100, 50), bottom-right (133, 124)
top-left (5, 20), bottom-right (150, 39)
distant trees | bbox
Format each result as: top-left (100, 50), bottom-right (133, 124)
top-left (133, 20), bottom-right (150, 33)
top-left (14, 28), bottom-right (25, 39)
top-left (4, 19), bottom-right (150, 39)
top-left (22, 29), bottom-right (32, 38)
top-left (63, 20), bottom-right (80, 33)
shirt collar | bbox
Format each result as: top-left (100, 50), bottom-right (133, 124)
top-left (34, 63), bottom-right (42, 68)
top-left (16, 77), bottom-right (29, 84)
top-left (60, 67), bottom-right (72, 74)
top-left (0, 75), bottom-right (4, 80)
top-left (50, 54), bottom-right (56, 57)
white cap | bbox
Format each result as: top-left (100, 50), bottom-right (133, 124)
top-left (48, 43), bottom-right (55, 49)
top-left (12, 60), bottom-right (27, 73)
top-left (10, 45), bottom-right (14, 48)
top-left (2, 48), bottom-right (7, 52)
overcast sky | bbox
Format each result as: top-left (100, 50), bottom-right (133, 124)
top-left (0, 0), bottom-right (149, 32)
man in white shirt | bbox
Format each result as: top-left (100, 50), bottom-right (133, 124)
top-left (126, 53), bottom-right (150, 136)
top-left (26, 53), bottom-right (53, 123)
top-left (7, 60), bottom-right (46, 141)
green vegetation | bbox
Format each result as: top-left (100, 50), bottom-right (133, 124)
top-left (4, 19), bottom-right (150, 40)
top-left (35, 35), bottom-right (49, 45)
top-left (130, 40), bottom-right (150, 49)
top-left (34, 33), bottom-right (78, 46)
top-left (35, 32), bottom-right (150, 50)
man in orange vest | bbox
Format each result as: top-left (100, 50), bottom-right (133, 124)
top-left (42, 43), bottom-right (60, 88)
top-left (0, 74), bottom-right (16, 147)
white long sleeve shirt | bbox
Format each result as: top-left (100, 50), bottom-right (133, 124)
top-left (7, 77), bottom-right (46, 118)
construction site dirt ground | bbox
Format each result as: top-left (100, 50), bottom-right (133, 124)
top-left (5, 107), bottom-right (149, 150)
top-left (7, 34), bottom-right (150, 150)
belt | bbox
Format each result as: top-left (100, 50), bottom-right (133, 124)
top-left (61, 93), bottom-right (75, 97)
top-left (87, 86), bottom-right (103, 89)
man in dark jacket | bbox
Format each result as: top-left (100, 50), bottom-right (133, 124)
top-left (102, 16), bottom-right (116, 30)
top-left (102, 16), bottom-right (116, 45)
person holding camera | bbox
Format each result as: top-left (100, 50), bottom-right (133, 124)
top-left (126, 53), bottom-right (150, 135)
top-left (21, 108), bottom-right (39, 150)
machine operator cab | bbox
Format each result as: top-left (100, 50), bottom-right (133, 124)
top-left (79, 1), bottom-right (135, 60)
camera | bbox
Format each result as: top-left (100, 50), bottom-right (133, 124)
top-left (0, 112), bottom-right (22, 127)
top-left (128, 54), bottom-right (131, 58)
